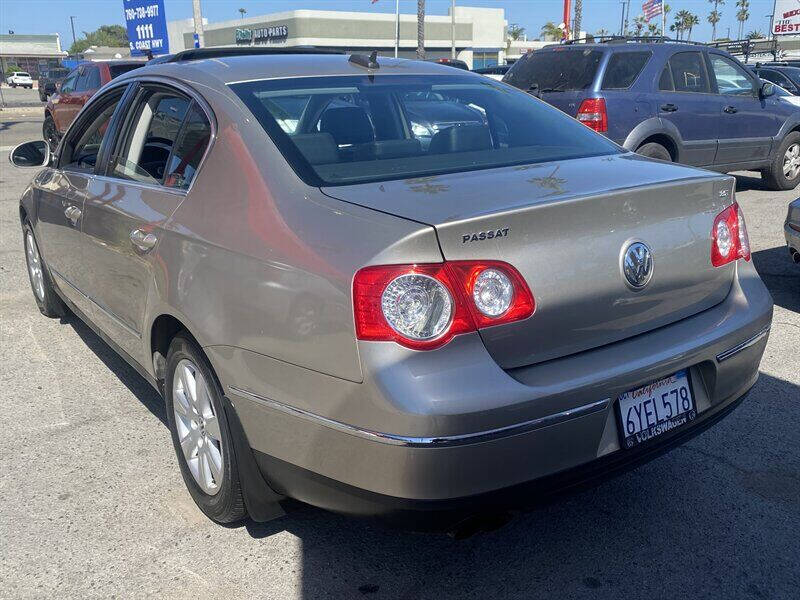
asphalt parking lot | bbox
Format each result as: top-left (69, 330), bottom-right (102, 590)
top-left (1, 113), bottom-right (798, 599)
top-left (0, 85), bottom-right (45, 108)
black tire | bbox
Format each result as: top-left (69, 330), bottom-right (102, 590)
top-left (9, 82), bottom-right (16, 88)
top-left (165, 334), bottom-right (247, 524)
top-left (762, 131), bottom-right (800, 191)
top-left (43, 114), bottom-right (59, 153)
top-left (636, 142), bottom-right (672, 162)
top-left (39, 92), bottom-right (46, 102)
top-left (22, 222), bottom-right (67, 318)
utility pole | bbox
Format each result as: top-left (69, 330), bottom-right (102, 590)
top-left (192, 0), bottom-right (205, 49)
top-left (451, 0), bottom-right (456, 59)
top-left (767, 13), bottom-right (774, 39)
top-left (394, 0), bottom-right (399, 58)
top-left (624, 0), bottom-right (631, 36)
top-left (619, 1), bottom-right (626, 36)
top-left (416, 0), bottom-right (425, 60)
top-left (69, 16), bottom-right (77, 48)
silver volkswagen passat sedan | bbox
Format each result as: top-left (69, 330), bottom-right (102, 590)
top-left (12, 48), bottom-right (773, 530)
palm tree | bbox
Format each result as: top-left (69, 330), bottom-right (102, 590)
top-left (507, 23), bottom-right (526, 41)
top-left (736, 0), bottom-right (750, 40)
top-left (671, 9), bottom-right (691, 39)
top-left (708, 0), bottom-right (724, 41)
top-left (685, 12), bottom-right (700, 40)
top-left (540, 22), bottom-right (564, 41)
top-left (238, 7), bottom-right (246, 21)
top-left (747, 29), bottom-right (764, 39)
top-left (596, 28), bottom-right (610, 37)
top-left (573, 0), bottom-right (583, 40)
top-left (634, 15), bottom-right (647, 36)
top-left (647, 23), bottom-right (660, 37)
top-left (416, 0), bottom-right (425, 59)
top-left (663, 3), bottom-right (672, 36)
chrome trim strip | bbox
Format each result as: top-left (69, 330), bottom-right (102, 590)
top-left (716, 325), bottom-right (771, 363)
top-left (50, 268), bottom-right (142, 340)
top-left (228, 386), bottom-right (609, 448)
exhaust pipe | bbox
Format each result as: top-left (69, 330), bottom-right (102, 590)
top-left (791, 249), bottom-right (800, 264)
top-left (447, 511), bottom-right (515, 540)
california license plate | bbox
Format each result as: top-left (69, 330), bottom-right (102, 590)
top-left (616, 370), bottom-right (696, 449)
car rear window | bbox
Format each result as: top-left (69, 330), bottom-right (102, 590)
top-left (503, 49), bottom-right (603, 91)
top-left (231, 74), bottom-right (620, 186)
top-left (109, 63), bottom-right (143, 79)
top-left (16, 72), bottom-right (30, 77)
top-left (601, 51), bottom-right (652, 89)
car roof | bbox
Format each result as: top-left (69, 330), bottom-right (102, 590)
top-left (539, 40), bottom-right (708, 53)
top-left (115, 53), bottom-right (477, 87)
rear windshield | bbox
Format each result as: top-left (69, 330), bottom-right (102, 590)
top-left (109, 63), bottom-right (143, 79)
top-left (16, 72), bottom-right (30, 77)
top-left (231, 74), bottom-right (620, 186)
top-left (503, 49), bottom-right (603, 91)
top-left (780, 66), bottom-right (800, 85)
top-left (48, 68), bottom-right (70, 78)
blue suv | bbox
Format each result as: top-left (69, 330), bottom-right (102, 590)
top-left (503, 39), bottom-right (800, 190)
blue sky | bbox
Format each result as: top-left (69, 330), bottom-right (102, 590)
top-left (0, 0), bottom-right (780, 50)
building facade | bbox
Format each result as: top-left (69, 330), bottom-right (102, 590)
top-left (168, 7), bottom-right (523, 69)
top-left (0, 34), bottom-right (66, 80)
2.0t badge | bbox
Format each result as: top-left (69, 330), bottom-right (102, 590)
top-left (622, 241), bottom-right (653, 289)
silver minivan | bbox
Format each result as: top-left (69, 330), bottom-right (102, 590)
top-left (12, 48), bottom-right (772, 530)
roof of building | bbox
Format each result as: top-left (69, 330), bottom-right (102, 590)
top-left (0, 34), bottom-right (63, 56)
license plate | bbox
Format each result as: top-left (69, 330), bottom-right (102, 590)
top-left (616, 370), bottom-right (696, 449)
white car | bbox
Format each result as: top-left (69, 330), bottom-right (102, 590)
top-left (7, 71), bottom-right (33, 88)
top-left (770, 81), bottom-right (800, 107)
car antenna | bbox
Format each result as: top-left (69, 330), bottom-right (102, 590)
top-left (349, 50), bottom-right (380, 69)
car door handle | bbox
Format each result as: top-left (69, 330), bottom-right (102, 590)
top-left (723, 105), bottom-right (738, 114)
top-left (64, 205), bottom-right (81, 225)
top-left (660, 103), bottom-right (678, 112)
top-left (130, 229), bottom-right (158, 252)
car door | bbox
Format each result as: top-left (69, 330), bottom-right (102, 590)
top-left (656, 51), bottom-right (721, 166)
top-left (707, 53), bottom-right (781, 165)
top-left (35, 85), bottom-right (130, 314)
top-left (80, 83), bottom-right (212, 358)
top-left (52, 68), bottom-right (80, 133)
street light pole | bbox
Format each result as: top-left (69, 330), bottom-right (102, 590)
top-left (192, 0), bottom-right (205, 49)
top-left (394, 0), bottom-right (399, 58)
top-left (69, 16), bottom-right (77, 48)
top-left (451, 0), bottom-right (456, 59)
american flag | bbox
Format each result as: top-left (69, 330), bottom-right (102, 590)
top-left (642, 0), bottom-right (663, 21)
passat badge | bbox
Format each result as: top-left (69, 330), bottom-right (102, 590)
top-left (462, 228), bottom-right (509, 244)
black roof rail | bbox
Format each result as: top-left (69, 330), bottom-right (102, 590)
top-left (156, 46), bottom-right (344, 63)
top-left (566, 35), bottom-right (705, 46)
top-left (349, 50), bottom-right (380, 69)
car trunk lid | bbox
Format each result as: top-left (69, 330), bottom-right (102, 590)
top-left (322, 153), bottom-right (736, 369)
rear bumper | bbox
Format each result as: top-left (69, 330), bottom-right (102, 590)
top-left (786, 221), bottom-right (800, 259)
top-left (252, 381), bottom-right (753, 528)
top-left (226, 260), bottom-right (772, 513)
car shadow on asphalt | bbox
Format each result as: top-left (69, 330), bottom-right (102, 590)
top-left (751, 246), bottom-right (800, 313)
top-left (65, 315), bottom-right (167, 427)
top-left (733, 173), bottom-right (768, 192)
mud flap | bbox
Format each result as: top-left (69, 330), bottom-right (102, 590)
top-left (222, 396), bottom-right (287, 522)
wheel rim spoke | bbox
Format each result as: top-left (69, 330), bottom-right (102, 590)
top-left (25, 233), bottom-right (45, 301)
top-left (172, 358), bottom-right (224, 495)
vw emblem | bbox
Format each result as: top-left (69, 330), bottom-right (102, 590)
top-left (622, 242), bottom-right (653, 289)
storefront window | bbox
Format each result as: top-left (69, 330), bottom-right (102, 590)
top-left (473, 52), bottom-right (499, 69)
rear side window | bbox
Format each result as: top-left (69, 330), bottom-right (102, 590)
top-left (658, 65), bottom-right (673, 90)
top-left (667, 52), bottom-right (710, 93)
top-left (602, 52), bottom-right (652, 89)
top-left (75, 68), bottom-right (90, 92)
top-left (503, 49), bottom-right (603, 91)
top-left (86, 67), bottom-right (101, 90)
top-left (164, 104), bottom-right (212, 190)
top-left (109, 63), bottom-right (143, 79)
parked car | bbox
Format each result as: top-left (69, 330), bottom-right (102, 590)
top-left (432, 57), bottom-right (469, 70)
top-left (770, 81), bottom-right (800, 107)
top-left (11, 48), bottom-right (772, 531)
top-left (38, 66), bottom-right (71, 101)
top-left (7, 71), bottom-right (33, 88)
top-left (786, 198), bottom-right (800, 264)
top-left (473, 64), bottom-right (511, 81)
top-left (753, 63), bottom-right (800, 94)
top-left (503, 39), bottom-right (800, 190)
top-left (43, 60), bottom-right (144, 151)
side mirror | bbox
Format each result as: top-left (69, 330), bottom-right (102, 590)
top-left (9, 140), bottom-right (50, 168)
top-left (760, 81), bottom-right (775, 98)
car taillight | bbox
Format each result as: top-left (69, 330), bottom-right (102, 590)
top-left (576, 98), bottom-right (608, 132)
top-left (711, 201), bottom-right (751, 267)
top-left (353, 261), bottom-right (534, 350)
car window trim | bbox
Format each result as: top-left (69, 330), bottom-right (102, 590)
top-left (94, 75), bottom-right (216, 196)
top-left (94, 82), bottom-right (141, 176)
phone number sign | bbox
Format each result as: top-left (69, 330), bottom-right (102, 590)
top-left (123, 0), bottom-right (169, 55)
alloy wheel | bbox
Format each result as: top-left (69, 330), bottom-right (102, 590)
top-left (172, 359), bottom-right (224, 495)
top-left (25, 231), bottom-right (45, 301)
top-left (783, 143), bottom-right (800, 181)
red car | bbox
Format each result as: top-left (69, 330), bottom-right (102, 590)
top-left (43, 61), bottom-right (143, 151)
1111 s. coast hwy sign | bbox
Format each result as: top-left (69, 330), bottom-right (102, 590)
top-left (123, 0), bottom-right (170, 56)
top-left (773, 0), bottom-right (800, 36)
